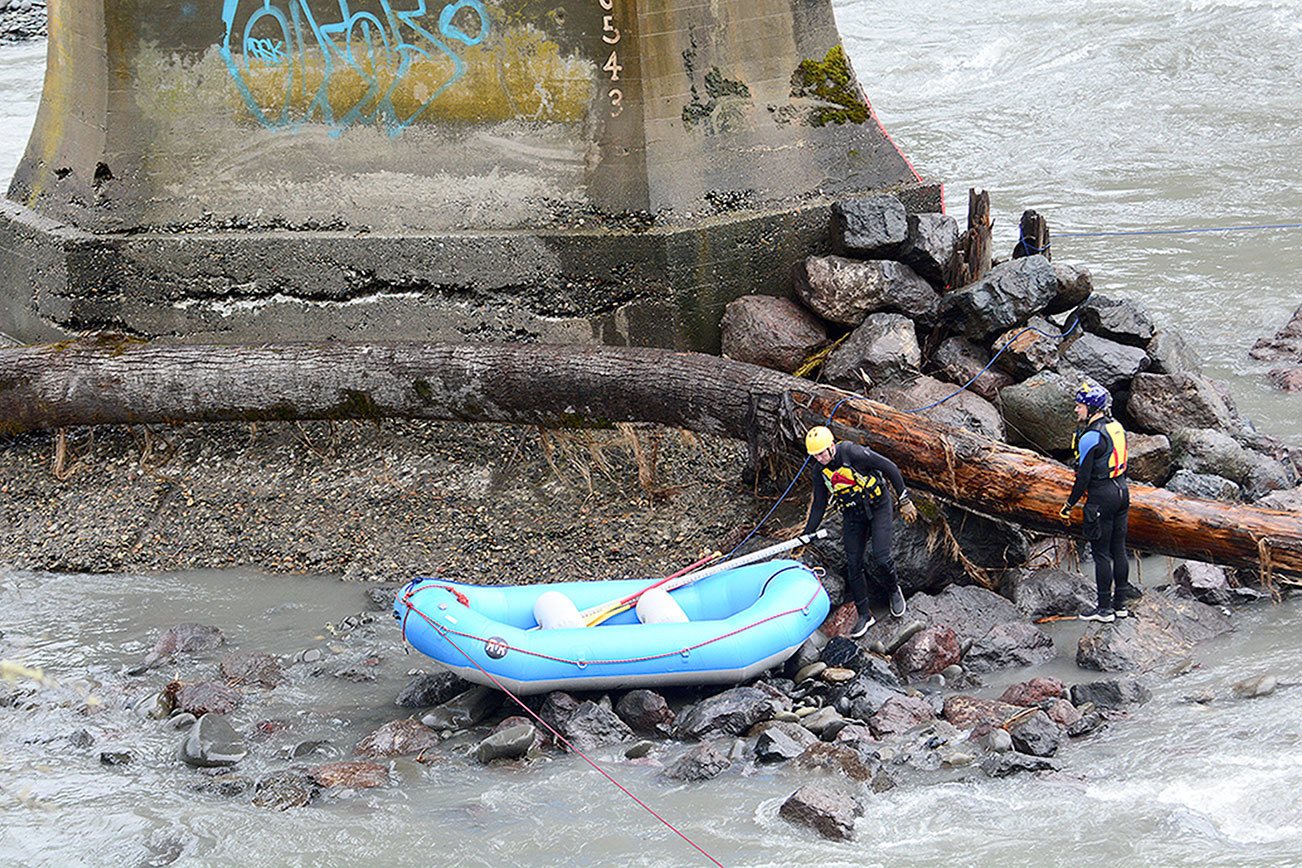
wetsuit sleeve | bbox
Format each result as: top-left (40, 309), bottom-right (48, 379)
top-left (845, 444), bottom-right (909, 499)
top-left (1068, 430), bottom-right (1102, 506)
top-left (802, 474), bottom-right (828, 537)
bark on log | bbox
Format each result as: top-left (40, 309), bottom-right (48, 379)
top-left (1012, 209), bottom-right (1050, 261)
top-left (951, 188), bottom-right (993, 288)
top-left (2, 338), bottom-right (1299, 576)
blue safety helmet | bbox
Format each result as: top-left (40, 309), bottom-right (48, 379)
top-left (1074, 380), bottom-right (1110, 410)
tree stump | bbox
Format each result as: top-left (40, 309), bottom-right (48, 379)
top-left (1013, 209), bottom-right (1050, 260)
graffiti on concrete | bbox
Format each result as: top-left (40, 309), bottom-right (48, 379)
top-left (220, 0), bottom-right (490, 136)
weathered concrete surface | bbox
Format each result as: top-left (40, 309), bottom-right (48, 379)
top-left (1, 0), bottom-right (937, 346)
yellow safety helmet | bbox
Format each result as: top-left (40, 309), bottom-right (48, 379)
top-left (805, 426), bottom-right (834, 455)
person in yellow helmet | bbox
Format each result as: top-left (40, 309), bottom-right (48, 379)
top-left (801, 425), bottom-right (918, 638)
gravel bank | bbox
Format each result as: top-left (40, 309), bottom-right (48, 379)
top-left (0, 420), bottom-right (797, 581)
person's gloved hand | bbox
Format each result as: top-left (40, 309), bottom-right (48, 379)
top-left (899, 496), bottom-right (919, 524)
top-left (1058, 503), bottom-right (1073, 523)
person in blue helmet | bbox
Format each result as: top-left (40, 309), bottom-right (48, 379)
top-left (1058, 380), bottom-right (1142, 622)
top-left (801, 425), bottom-right (918, 639)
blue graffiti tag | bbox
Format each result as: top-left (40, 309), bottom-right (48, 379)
top-left (219, 0), bottom-right (490, 137)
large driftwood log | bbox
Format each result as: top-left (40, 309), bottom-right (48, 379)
top-left (2, 338), bottom-right (1299, 576)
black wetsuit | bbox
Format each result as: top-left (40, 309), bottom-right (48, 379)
top-left (1069, 416), bottom-right (1132, 611)
top-left (802, 442), bottom-right (908, 614)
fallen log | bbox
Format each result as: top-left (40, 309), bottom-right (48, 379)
top-left (1, 338), bottom-right (1299, 576)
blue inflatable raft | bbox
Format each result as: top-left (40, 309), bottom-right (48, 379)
top-left (394, 559), bottom-right (829, 695)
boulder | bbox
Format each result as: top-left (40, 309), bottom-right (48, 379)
top-left (176, 681), bottom-right (243, 717)
top-left (219, 651), bottom-right (285, 689)
top-left (1169, 427), bottom-right (1294, 499)
top-left (907, 584), bottom-right (1029, 646)
top-left (179, 713), bottom-right (247, 768)
top-left (755, 722), bottom-right (820, 762)
top-left (310, 761), bottom-right (389, 789)
top-left (823, 312), bottom-right (922, 389)
top-left (992, 316), bottom-right (1072, 380)
top-left (796, 742), bottom-right (880, 781)
top-left (614, 689), bottom-right (675, 737)
top-left (355, 719), bottom-right (439, 757)
top-left (674, 687), bottom-right (776, 740)
top-left (832, 195), bottom-right (909, 258)
top-left (137, 623), bottom-right (226, 672)
top-left (1268, 368), bottom-right (1302, 392)
top-left (931, 337), bottom-right (1013, 402)
top-left (893, 504), bottom-right (1029, 595)
top-left (998, 370), bottom-right (1080, 452)
top-left (794, 255), bottom-right (940, 326)
top-left (661, 742), bottom-right (732, 782)
top-left (553, 701), bottom-right (633, 752)
top-left (941, 695), bottom-right (1021, 729)
top-left (999, 677), bottom-right (1067, 707)
top-left (981, 751), bottom-right (1058, 777)
top-left (1248, 303), bottom-right (1302, 362)
top-left (831, 674), bottom-right (909, 721)
top-left (938, 255), bottom-right (1059, 340)
top-left (1147, 329), bottom-right (1202, 375)
top-left (867, 695), bottom-right (935, 737)
top-left (420, 686), bottom-right (502, 732)
top-left (1043, 698), bottom-right (1082, 728)
top-left (1069, 677), bottom-right (1151, 709)
top-left (963, 622), bottom-right (1055, 672)
top-left (1007, 710), bottom-right (1063, 757)
top-left (1076, 593), bottom-right (1233, 671)
top-left (1256, 485), bottom-right (1302, 511)
top-left (1165, 469), bottom-right (1241, 502)
top-left (1126, 432), bottom-right (1173, 484)
top-left (720, 295), bottom-right (828, 372)
top-left (779, 784), bottom-right (864, 841)
top-left (871, 375), bottom-right (1005, 441)
top-left (1060, 333), bottom-right (1151, 389)
top-left (901, 212), bottom-right (959, 288)
top-left (475, 723), bottom-right (540, 763)
top-left (394, 671), bottom-right (473, 709)
top-left (252, 771), bottom-right (318, 811)
top-left (893, 625), bottom-right (960, 680)
top-left (1044, 261), bottom-right (1093, 314)
top-left (1076, 294), bottom-right (1156, 347)
top-left (1127, 372), bottom-right (1238, 435)
top-left (1002, 566), bottom-right (1095, 620)
top-left (1172, 561), bottom-right (1234, 607)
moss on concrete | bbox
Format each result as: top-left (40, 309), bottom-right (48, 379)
top-left (790, 45), bottom-right (869, 127)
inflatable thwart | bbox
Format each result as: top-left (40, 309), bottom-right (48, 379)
top-left (395, 559), bottom-right (830, 695)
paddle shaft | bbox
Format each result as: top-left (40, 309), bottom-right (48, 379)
top-left (579, 550), bottom-right (722, 626)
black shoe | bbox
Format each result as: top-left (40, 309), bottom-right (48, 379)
top-left (889, 587), bottom-right (907, 618)
top-left (848, 612), bottom-right (876, 639)
top-left (1079, 607), bottom-right (1115, 623)
top-left (1114, 606), bottom-right (1129, 619)
top-left (1118, 585), bottom-right (1144, 602)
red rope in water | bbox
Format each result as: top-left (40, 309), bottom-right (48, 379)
top-left (402, 603), bottom-right (725, 867)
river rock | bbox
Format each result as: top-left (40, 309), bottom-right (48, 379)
top-left (867, 695), bottom-right (935, 737)
top-left (363, 583), bottom-right (402, 611)
top-left (755, 722), bottom-right (819, 762)
top-left (176, 681), bottom-right (243, 717)
top-left (981, 751), bottom-right (1058, 777)
top-left (1231, 674), bottom-right (1279, 699)
top-left (1170, 427), bottom-right (1294, 499)
top-left (823, 312), bottom-right (922, 388)
top-left (1257, 485), bottom-right (1302, 511)
top-left (137, 623), bottom-right (226, 672)
top-left (963, 622), bottom-right (1055, 672)
top-left (191, 773), bottom-right (253, 798)
top-left (832, 194), bottom-right (909, 258)
top-left (1165, 469), bottom-right (1241, 501)
top-left (779, 783), bottom-right (864, 841)
top-left (554, 701), bottom-right (633, 752)
top-left (100, 750), bottom-right (133, 766)
top-left (661, 742), bottom-right (732, 782)
top-left (1077, 592), bottom-right (1233, 671)
top-left (394, 671), bottom-right (472, 709)
top-left (893, 626), bottom-right (960, 680)
top-left (908, 584), bottom-right (1029, 646)
top-left (1060, 332), bottom-right (1151, 389)
top-left (992, 315), bottom-right (1072, 380)
top-left (931, 337), bottom-right (1013, 402)
top-left (1069, 677), bottom-right (1151, 709)
top-left (979, 726), bottom-right (1013, 753)
top-left (1002, 566), bottom-right (1095, 619)
top-left (998, 369), bottom-right (1080, 451)
top-left (794, 256), bottom-right (940, 326)
top-left (1126, 432), bottom-right (1173, 483)
top-left (942, 695), bottom-right (1021, 729)
top-left (720, 295), bottom-right (828, 372)
top-left (797, 742), bottom-right (880, 781)
top-left (798, 707), bottom-right (845, 738)
top-left (355, 719), bottom-right (439, 758)
top-left (894, 504), bottom-right (1028, 594)
top-left (253, 770), bottom-right (319, 811)
top-left (1044, 261), bottom-right (1093, 314)
top-left (830, 674), bottom-right (906, 720)
top-left (1042, 698), bottom-right (1083, 728)
top-left (938, 254), bottom-right (1060, 340)
top-left (1076, 294), bottom-right (1156, 347)
top-left (1268, 368), bottom-right (1302, 392)
top-left (219, 651), bottom-right (285, 689)
top-left (1127, 372), bottom-right (1238, 434)
top-left (1007, 710), bottom-right (1062, 757)
top-left (1173, 561), bottom-right (1233, 607)
top-left (870, 375), bottom-right (1006, 441)
top-left (614, 689), bottom-right (675, 737)
top-left (819, 636), bottom-right (868, 671)
top-left (674, 687), bottom-right (776, 740)
top-left (310, 761), bottom-right (389, 789)
top-left (179, 713), bottom-right (247, 768)
top-left (999, 677), bottom-right (1067, 707)
top-left (1147, 328), bottom-right (1202, 375)
top-left (901, 211), bottom-right (959, 288)
top-left (1249, 302), bottom-right (1302, 362)
top-left (475, 723), bottom-right (539, 763)
top-left (420, 686), bottom-right (501, 732)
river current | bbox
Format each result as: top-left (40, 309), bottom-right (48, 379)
top-left (2, 1), bottom-right (1301, 864)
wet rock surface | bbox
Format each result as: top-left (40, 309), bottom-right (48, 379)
top-left (1076, 593), bottom-right (1233, 672)
top-left (779, 783), bottom-right (864, 840)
